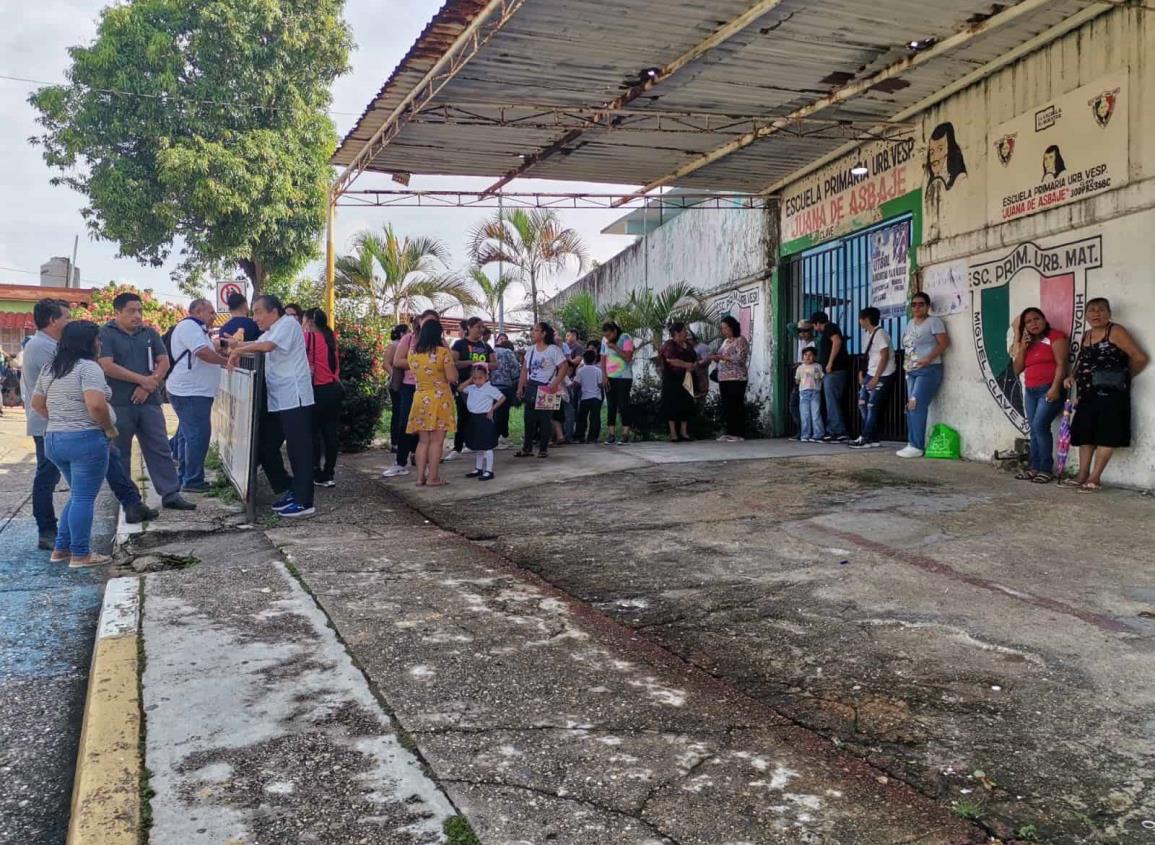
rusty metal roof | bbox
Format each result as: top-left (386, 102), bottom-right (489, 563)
top-left (334, 0), bottom-right (1102, 194)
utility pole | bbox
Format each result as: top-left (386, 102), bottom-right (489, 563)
top-left (69, 235), bottom-right (79, 288)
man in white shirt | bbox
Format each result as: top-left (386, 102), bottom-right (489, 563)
top-left (168, 299), bottom-right (229, 492)
top-left (227, 295), bottom-right (316, 518)
top-left (849, 306), bottom-right (897, 449)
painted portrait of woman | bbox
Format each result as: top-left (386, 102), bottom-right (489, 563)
top-left (926, 121), bottom-right (968, 191)
top-left (1042, 144), bottom-right (1067, 180)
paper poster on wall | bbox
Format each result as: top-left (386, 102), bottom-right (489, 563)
top-left (869, 220), bottom-right (910, 315)
top-left (970, 236), bottom-right (1099, 433)
top-left (922, 260), bottom-right (968, 316)
top-left (988, 74), bottom-right (1128, 225)
top-left (781, 137), bottom-right (921, 247)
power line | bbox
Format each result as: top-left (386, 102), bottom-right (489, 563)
top-left (0, 73), bottom-right (358, 117)
top-left (0, 264), bottom-right (103, 286)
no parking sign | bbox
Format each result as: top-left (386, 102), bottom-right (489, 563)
top-left (215, 280), bottom-right (245, 313)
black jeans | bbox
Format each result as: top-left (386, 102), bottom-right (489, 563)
top-left (493, 386), bottom-right (517, 438)
top-left (719, 380), bottom-right (748, 437)
top-left (393, 384), bottom-right (417, 467)
top-left (388, 388), bottom-right (403, 448)
top-left (522, 383), bottom-right (553, 455)
top-left (311, 382), bottom-right (344, 481)
top-left (575, 398), bottom-right (602, 442)
top-left (259, 406), bottom-right (315, 508)
top-left (452, 392), bottom-right (469, 452)
top-left (605, 378), bottom-right (632, 428)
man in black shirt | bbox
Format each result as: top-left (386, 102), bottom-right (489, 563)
top-left (446, 316), bottom-right (496, 460)
top-left (811, 311), bottom-right (851, 442)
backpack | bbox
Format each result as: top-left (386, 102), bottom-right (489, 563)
top-left (163, 317), bottom-right (202, 380)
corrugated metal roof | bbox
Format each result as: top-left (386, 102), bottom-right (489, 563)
top-left (334, 0), bottom-right (1100, 193)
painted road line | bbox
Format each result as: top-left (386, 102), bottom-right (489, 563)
top-left (67, 577), bottom-right (141, 845)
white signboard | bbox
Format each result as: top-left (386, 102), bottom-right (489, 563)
top-left (869, 220), bottom-right (910, 315)
top-left (211, 364), bottom-right (259, 511)
top-left (215, 280), bottom-right (246, 313)
top-left (781, 137), bottom-right (921, 246)
top-left (922, 259), bottom-right (968, 317)
top-left (988, 74), bottom-right (1128, 225)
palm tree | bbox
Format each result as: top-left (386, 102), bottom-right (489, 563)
top-left (335, 225), bottom-right (479, 323)
top-left (467, 266), bottom-right (521, 331)
top-left (469, 208), bottom-right (588, 324)
top-left (618, 282), bottom-right (718, 355)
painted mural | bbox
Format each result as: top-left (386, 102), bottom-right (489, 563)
top-left (713, 287), bottom-right (759, 342)
top-left (988, 74), bottom-right (1129, 224)
top-left (969, 237), bottom-right (1100, 433)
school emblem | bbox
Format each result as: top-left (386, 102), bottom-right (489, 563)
top-left (970, 237), bottom-right (1100, 433)
top-left (1089, 89), bottom-right (1118, 128)
top-left (995, 134), bottom-right (1016, 167)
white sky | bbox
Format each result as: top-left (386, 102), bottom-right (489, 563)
top-left (0, 0), bottom-right (636, 302)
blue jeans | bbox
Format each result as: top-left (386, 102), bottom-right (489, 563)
top-left (45, 430), bottom-right (110, 557)
top-left (1025, 385), bottom-right (1062, 474)
top-left (799, 389), bottom-right (823, 440)
top-left (857, 374), bottom-right (895, 443)
top-left (822, 369), bottom-right (849, 437)
top-left (33, 436), bottom-right (141, 535)
top-left (905, 365), bottom-right (944, 450)
top-left (170, 394), bottom-right (214, 488)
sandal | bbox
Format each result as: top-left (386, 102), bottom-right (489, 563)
top-left (1030, 473), bottom-right (1054, 484)
top-left (1059, 477), bottom-right (1087, 489)
top-left (513, 450), bottom-right (532, 458)
top-left (1014, 470), bottom-right (1037, 481)
top-left (1078, 482), bottom-right (1102, 493)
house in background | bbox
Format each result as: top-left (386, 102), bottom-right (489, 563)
top-left (0, 283), bottom-right (96, 353)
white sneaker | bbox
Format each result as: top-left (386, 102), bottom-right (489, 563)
top-left (896, 445), bottom-right (924, 458)
top-left (716, 434), bottom-right (730, 442)
top-left (442, 450), bottom-right (462, 462)
top-left (730, 436), bottom-right (745, 442)
top-left (381, 465), bottom-right (410, 478)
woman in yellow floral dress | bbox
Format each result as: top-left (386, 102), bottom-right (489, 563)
top-left (407, 318), bottom-right (458, 486)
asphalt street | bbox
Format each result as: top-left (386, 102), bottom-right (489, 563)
top-left (0, 411), bottom-right (116, 845)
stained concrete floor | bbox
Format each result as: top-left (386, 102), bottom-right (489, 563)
top-left (0, 410), bottom-right (117, 845)
top-left (352, 439), bottom-right (1155, 844)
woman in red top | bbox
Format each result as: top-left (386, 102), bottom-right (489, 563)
top-left (303, 309), bottom-right (344, 488)
top-left (1011, 307), bottom-right (1069, 482)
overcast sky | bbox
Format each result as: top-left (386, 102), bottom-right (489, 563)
top-left (0, 0), bottom-right (636, 303)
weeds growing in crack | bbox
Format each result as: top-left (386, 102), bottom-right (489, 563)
top-left (952, 799), bottom-right (985, 820)
top-left (443, 816), bottom-right (480, 845)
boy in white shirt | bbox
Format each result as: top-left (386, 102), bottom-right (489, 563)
top-left (574, 350), bottom-right (605, 443)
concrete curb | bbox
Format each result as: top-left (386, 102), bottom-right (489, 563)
top-left (67, 577), bottom-right (142, 845)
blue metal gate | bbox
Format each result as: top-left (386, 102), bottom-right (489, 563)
top-left (779, 216), bottom-right (912, 442)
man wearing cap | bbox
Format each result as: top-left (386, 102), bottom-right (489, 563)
top-left (789, 320), bottom-right (816, 439)
top-left (810, 311), bottom-right (851, 442)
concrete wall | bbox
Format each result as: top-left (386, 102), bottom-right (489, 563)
top-left (551, 204), bottom-right (778, 406)
top-left (775, 4), bottom-right (1155, 487)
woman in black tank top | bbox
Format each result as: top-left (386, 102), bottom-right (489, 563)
top-left (1063, 298), bottom-right (1148, 492)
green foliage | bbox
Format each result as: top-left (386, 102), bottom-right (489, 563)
top-left (336, 226), bottom-right (478, 321)
top-left (443, 816), bottom-right (480, 845)
top-left (468, 266), bottom-right (521, 324)
top-left (1015, 824), bottom-right (1040, 841)
top-left (622, 373), bottom-right (765, 441)
top-left (335, 317), bottom-right (390, 452)
top-left (29, 0), bottom-right (352, 291)
top-left (952, 800), bottom-right (985, 821)
top-left (550, 291), bottom-right (604, 340)
top-left (73, 282), bottom-right (186, 333)
top-left (619, 282), bottom-right (719, 355)
top-left (469, 208), bottom-right (588, 323)
top-left (262, 276), bottom-right (326, 311)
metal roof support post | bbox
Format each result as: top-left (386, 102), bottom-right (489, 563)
top-left (333, 0), bottom-right (529, 198)
top-left (482, 0), bottom-right (789, 194)
top-left (325, 196), bottom-right (336, 320)
top-left (612, 0), bottom-right (1062, 206)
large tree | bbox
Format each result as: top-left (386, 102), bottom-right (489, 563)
top-left (469, 209), bottom-right (588, 324)
top-left (29, 0), bottom-right (352, 294)
top-left (335, 226), bottom-right (478, 323)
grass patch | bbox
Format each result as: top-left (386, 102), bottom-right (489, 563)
top-left (443, 815), bottom-right (481, 845)
top-left (1015, 824), bottom-right (1039, 841)
top-left (952, 799), bottom-right (985, 821)
top-left (205, 444), bottom-right (223, 473)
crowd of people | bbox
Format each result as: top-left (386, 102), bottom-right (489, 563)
top-left (789, 294), bottom-right (1148, 490)
top-left (20, 291), bottom-right (342, 564)
top-left (377, 311), bottom-right (755, 486)
top-left (16, 285), bottom-right (1149, 562)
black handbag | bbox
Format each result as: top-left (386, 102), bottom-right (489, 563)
top-left (1091, 369), bottom-right (1128, 392)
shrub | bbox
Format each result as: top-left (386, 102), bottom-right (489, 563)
top-left (626, 373), bottom-right (765, 440)
top-left (335, 318), bottom-right (391, 452)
